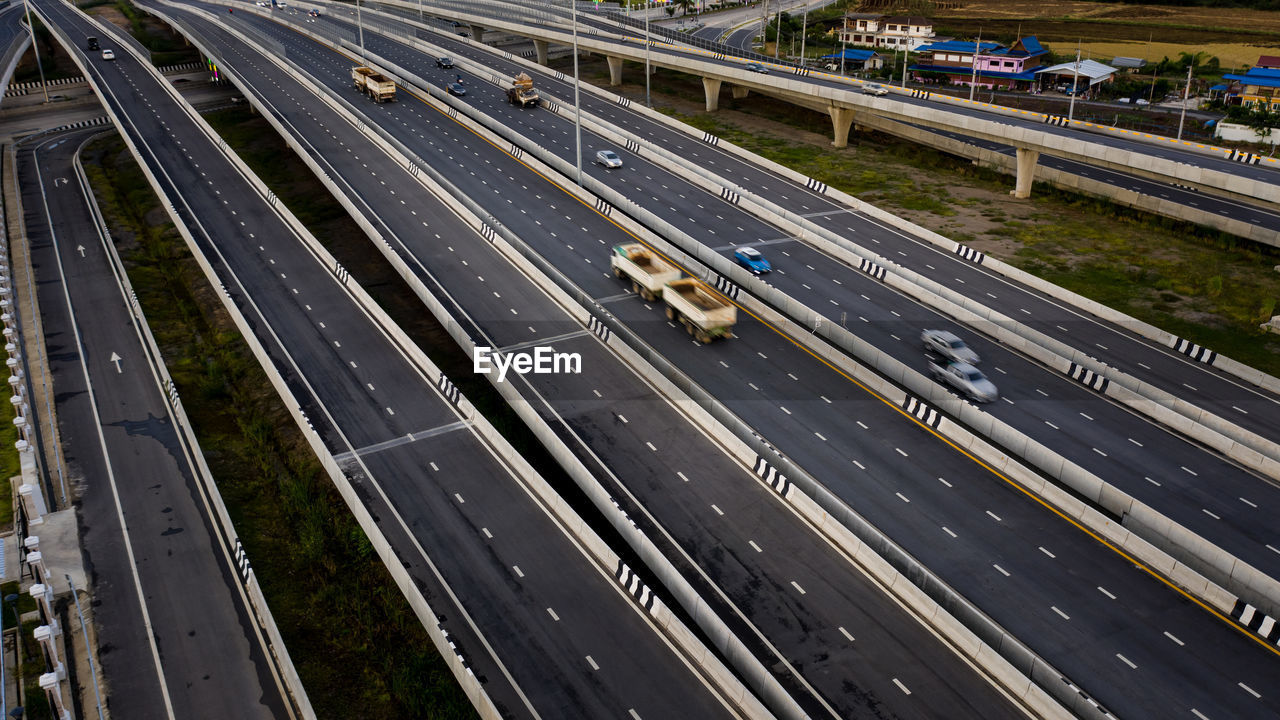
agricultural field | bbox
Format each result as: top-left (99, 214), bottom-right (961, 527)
top-left (932, 0), bottom-right (1280, 67)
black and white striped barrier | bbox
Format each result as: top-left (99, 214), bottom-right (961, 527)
top-left (480, 224), bottom-right (497, 244)
top-left (792, 66), bottom-right (811, 77)
top-left (610, 496), bottom-right (638, 529)
top-left (910, 88), bottom-right (931, 100)
top-left (1068, 362), bottom-right (1109, 392)
top-left (545, 101), bottom-right (561, 113)
top-left (1228, 149), bottom-right (1262, 165)
top-left (953, 244), bottom-right (986, 264)
top-left (701, 132), bottom-right (720, 146)
top-left (234, 539), bottom-right (252, 582)
top-left (436, 374), bottom-right (461, 406)
top-left (4, 76), bottom-right (86, 95)
top-left (753, 457), bottom-right (792, 497)
top-left (438, 625), bottom-right (473, 675)
top-left (587, 314), bottom-right (611, 342)
top-left (804, 177), bottom-right (828, 194)
top-left (1043, 115), bottom-right (1070, 127)
top-left (711, 274), bottom-right (740, 300)
top-left (857, 257), bottom-right (885, 281)
top-left (719, 187), bottom-right (741, 205)
top-left (164, 378), bottom-right (180, 408)
top-left (903, 397), bottom-right (941, 428)
top-left (615, 562), bottom-right (659, 615)
top-left (1171, 337), bottom-right (1217, 364)
top-left (1232, 600), bottom-right (1280, 646)
top-left (508, 144), bottom-right (523, 160)
top-left (331, 262), bottom-right (350, 284)
top-left (51, 116), bottom-right (111, 132)
top-left (624, 138), bottom-right (640, 154)
top-left (615, 96), bottom-right (631, 108)
top-left (593, 196), bottom-right (613, 217)
top-left (1060, 677), bottom-right (1118, 720)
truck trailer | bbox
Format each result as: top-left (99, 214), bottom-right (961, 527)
top-left (352, 66), bottom-right (396, 103)
top-left (611, 244), bottom-right (681, 301)
top-left (662, 278), bottom-right (736, 343)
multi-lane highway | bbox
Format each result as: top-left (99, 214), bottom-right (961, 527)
top-left (172, 4), bottom-right (1280, 717)
top-left (141, 2), bottom-right (1051, 717)
top-left (20, 126), bottom-right (295, 720)
top-left (31, 2), bottom-right (779, 717)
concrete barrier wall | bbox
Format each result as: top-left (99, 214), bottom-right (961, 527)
top-left (162, 6), bottom-right (786, 717)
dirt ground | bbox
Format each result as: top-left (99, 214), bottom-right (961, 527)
top-left (937, 0), bottom-right (1280, 34)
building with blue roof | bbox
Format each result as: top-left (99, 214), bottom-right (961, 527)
top-left (910, 37), bottom-right (1050, 91)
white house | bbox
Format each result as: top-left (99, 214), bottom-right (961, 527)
top-left (837, 14), bottom-right (935, 51)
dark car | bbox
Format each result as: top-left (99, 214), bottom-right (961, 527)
top-left (744, 62), bottom-right (768, 74)
top-left (445, 82), bottom-right (466, 96)
top-left (733, 247), bottom-right (771, 274)
top-left (437, 57), bottom-right (454, 69)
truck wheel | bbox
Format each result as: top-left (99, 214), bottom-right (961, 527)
top-left (697, 330), bottom-right (712, 344)
top-left (632, 281), bottom-right (640, 295)
top-left (612, 266), bottom-right (623, 279)
top-left (641, 289), bottom-right (655, 302)
top-left (685, 322), bottom-right (694, 336)
top-left (665, 306), bottom-right (675, 320)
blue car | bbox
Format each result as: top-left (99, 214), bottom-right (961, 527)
top-left (733, 247), bottom-right (771, 274)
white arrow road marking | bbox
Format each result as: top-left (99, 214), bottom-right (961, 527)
top-left (109, 352), bottom-right (123, 373)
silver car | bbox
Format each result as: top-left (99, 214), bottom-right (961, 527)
top-left (921, 328), bottom-right (980, 365)
top-left (594, 150), bottom-right (623, 169)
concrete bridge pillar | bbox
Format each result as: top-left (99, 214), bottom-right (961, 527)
top-left (470, 25), bottom-right (485, 43)
top-left (1012, 147), bottom-right (1040, 198)
top-left (533, 39), bottom-right (549, 65)
top-left (731, 85), bottom-right (749, 99)
top-left (829, 105), bottom-right (856, 148)
top-left (607, 55), bottom-right (624, 86)
top-left (703, 76), bottom-right (722, 111)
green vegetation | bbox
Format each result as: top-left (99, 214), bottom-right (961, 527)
top-left (1, 581), bottom-right (53, 719)
top-left (81, 129), bottom-right (475, 719)
top-left (0, 400), bottom-right (18, 531)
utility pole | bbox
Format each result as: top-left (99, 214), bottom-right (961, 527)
top-left (356, 0), bottom-right (366, 60)
top-left (645, 0), bottom-right (652, 107)
top-left (1068, 43), bottom-right (1081, 122)
top-left (774, 5), bottom-right (781, 59)
top-left (799, 5), bottom-right (808, 66)
top-left (968, 28), bottom-right (981, 101)
top-left (1177, 62), bottom-right (1193, 141)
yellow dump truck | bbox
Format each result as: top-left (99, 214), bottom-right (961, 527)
top-left (352, 66), bottom-right (396, 103)
top-left (611, 244), bottom-right (681, 301)
top-left (506, 72), bottom-right (540, 108)
top-left (662, 278), bottom-right (736, 343)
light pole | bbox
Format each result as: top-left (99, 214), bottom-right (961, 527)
top-left (573, 0), bottom-right (583, 185)
top-left (1177, 62), bottom-right (1193, 141)
top-left (23, 0), bottom-right (49, 103)
top-left (840, 21), bottom-right (847, 75)
top-left (1068, 44), bottom-right (1081, 122)
top-left (799, 5), bottom-right (807, 66)
top-left (968, 28), bottom-right (981, 102)
top-left (644, 0), bottom-right (652, 107)
top-left (356, 0), bottom-right (366, 60)
top-left (774, 5), bottom-right (781, 60)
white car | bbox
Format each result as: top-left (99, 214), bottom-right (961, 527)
top-left (921, 328), bottom-right (980, 365)
top-left (861, 83), bottom-right (888, 96)
top-left (101, 49), bottom-right (115, 61)
top-left (594, 150), bottom-right (623, 169)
